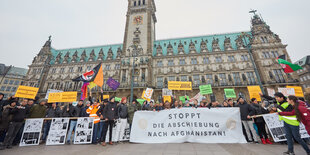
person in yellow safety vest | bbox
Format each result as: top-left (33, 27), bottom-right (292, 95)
top-left (278, 96), bottom-right (310, 155)
top-left (86, 99), bottom-right (101, 144)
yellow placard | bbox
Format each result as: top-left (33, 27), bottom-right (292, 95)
top-left (247, 86), bottom-right (262, 101)
top-left (14, 85), bottom-right (39, 99)
top-left (48, 91), bottom-right (77, 103)
top-left (286, 86), bottom-right (304, 97)
top-left (163, 96), bottom-right (171, 103)
top-left (103, 95), bottom-right (110, 100)
top-left (141, 91), bottom-right (150, 102)
top-left (168, 81), bottom-right (192, 90)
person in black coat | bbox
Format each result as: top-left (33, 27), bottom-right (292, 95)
top-left (236, 97), bottom-right (259, 143)
top-left (41, 103), bottom-right (61, 142)
top-left (0, 99), bottom-right (29, 150)
top-left (250, 98), bottom-right (272, 144)
top-left (101, 97), bottom-right (118, 146)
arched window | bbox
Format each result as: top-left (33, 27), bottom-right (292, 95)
top-left (134, 1), bottom-right (136, 6)
top-left (143, 0), bottom-right (145, 5)
top-left (138, 0), bottom-right (141, 6)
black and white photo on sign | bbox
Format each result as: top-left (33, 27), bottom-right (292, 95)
top-left (104, 121), bottom-right (130, 142)
top-left (20, 119), bottom-right (44, 146)
top-left (263, 113), bottom-right (310, 142)
top-left (74, 117), bottom-right (94, 144)
top-left (46, 118), bottom-right (70, 145)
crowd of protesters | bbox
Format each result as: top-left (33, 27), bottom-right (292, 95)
top-left (0, 90), bottom-right (309, 154)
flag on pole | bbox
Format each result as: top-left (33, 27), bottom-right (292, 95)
top-left (81, 82), bottom-right (89, 100)
top-left (72, 63), bottom-right (103, 83)
top-left (277, 55), bottom-right (302, 73)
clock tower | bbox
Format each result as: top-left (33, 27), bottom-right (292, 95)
top-left (121, 0), bottom-right (157, 89)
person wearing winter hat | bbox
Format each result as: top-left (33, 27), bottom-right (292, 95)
top-left (114, 97), bottom-right (128, 144)
top-left (101, 96), bottom-right (117, 146)
top-left (29, 99), bottom-right (47, 118)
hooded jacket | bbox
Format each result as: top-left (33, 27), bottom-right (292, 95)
top-left (117, 103), bottom-right (128, 119)
top-left (251, 103), bottom-right (269, 123)
top-left (46, 106), bottom-right (61, 118)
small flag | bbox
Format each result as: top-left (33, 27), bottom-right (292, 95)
top-left (88, 82), bottom-right (97, 89)
top-left (81, 82), bottom-right (89, 100)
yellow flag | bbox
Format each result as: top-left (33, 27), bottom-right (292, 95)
top-left (88, 82), bottom-right (97, 89)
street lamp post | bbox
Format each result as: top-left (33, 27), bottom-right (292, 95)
top-left (129, 28), bottom-right (143, 104)
top-left (241, 32), bottom-right (265, 94)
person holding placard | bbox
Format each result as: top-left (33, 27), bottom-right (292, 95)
top-left (278, 96), bottom-right (310, 155)
top-left (41, 103), bottom-right (61, 143)
top-left (29, 99), bottom-right (47, 118)
top-left (115, 97), bottom-right (128, 144)
top-left (101, 97), bottom-right (117, 146)
top-left (63, 102), bottom-right (78, 144)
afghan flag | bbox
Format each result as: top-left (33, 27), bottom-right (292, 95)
top-left (277, 55), bottom-right (302, 73)
top-left (72, 63), bottom-right (103, 83)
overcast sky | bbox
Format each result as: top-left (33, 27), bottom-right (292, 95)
top-left (0, 0), bottom-right (309, 68)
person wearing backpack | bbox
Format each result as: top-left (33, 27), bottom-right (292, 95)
top-left (278, 95), bottom-right (310, 155)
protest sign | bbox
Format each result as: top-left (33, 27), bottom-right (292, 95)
top-left (162, 88), bottom-right (173, 96)
top-left (278, 88), bottom-right (295, 97)
top-left (286, 86), bottom-right (304, 97)
top-left (20, 119), bottom-right (44, 146)
top-left (45, 89), bottom-right (63, 99)
top-left (224, 89), bottom-right (236, 98)
top-left (168, 81), bottom-right (192, 90)
top-left (163, 96), bottom-right (172, 103)
top-left (267, 88), bottom-right (275, 97)
top-left (46, 118), bottom-right (70, 145)
top-left (106, 77), bottom-right (120, 90)
top-left (130, 108), bottom-right (247, 143)
top-left (15, 85), bottom-right (39, 99)
top-left (144, 88), bottom-right (154, 100)
top-left (247, 86), bottom-right (262, 101)
top-left (48, 92), bottom-right (77, 103)
top-left (199, 85), bottom-right (212, 95)
top-left (263, 113), bottom-right (309, 142)
top-left (74, 117), bottom-right (94, 144)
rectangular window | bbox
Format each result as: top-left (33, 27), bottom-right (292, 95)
top-left (179, 59), bottom-right (186, 65)
top-left (156, 77), bottom-right (163, 88)
top-left (193, 75), bottom-right (200, 86)
top-left (105, 65), bottom-right (111, 70)
top-left (115, 64), bottom-right (120, 70)
top-left (219, 73), bottom-right (227, 86)
top-left (215, 57), bottom-right (222, 63)
top-left (69, 67), bottom-right (73, 73)
top-left (77, 67), bottom-right (83, 72)
top-left (37, 68), bottom-right (42, 74)
top-left (181, 75), bottom-right (187, 81)
top-left (157, 61), bottom-right (163, 67)
top-left (241, 55), bottom-right (249, 61)
top-left (246, 72), bottom-right (256, 85)
top-left (203, 57), bottom-right (210, 64)
top-left (168, 76), bottom-right (175, 81)
top-left (51, 68), bottom-right (56, 74)
top-left (206, 74), bottom-right (213, 84)
top-left (263, 52), bottom-right (270, 58)
top-left (60, 68), bottom-right (65, 74)
top-left (32, 69), bottom-right (37, 74)
top-left (0, 86), bottom-right (5, 91)
top-left (168, 60), bottom-right (174, 66)
top-left (4, 79), bottom-right (8, 84)
top-left (6, 86), bottom-right (11, 92)
top-left (273, 69), bottom-right (285, 83)
top-left (233, 72), bottom-right (241, 85)
top-left (11, 87), bottom-right (17, 92)
top-left (14, 80), bottom-right (19, 85)
top-left (228, 56), bottom-right (235, 62)
top-left (191, 58), bottom-right (198, 65)
top-left (9, 80), bottom-right (14, 85)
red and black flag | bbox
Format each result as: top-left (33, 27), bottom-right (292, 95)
top-left (276, 55), bottom-right (302, 73)
top-left (72, 63), bottom-right (102, 82)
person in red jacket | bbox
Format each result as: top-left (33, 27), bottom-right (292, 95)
top-left (279, 97), bottom-right (310, 135)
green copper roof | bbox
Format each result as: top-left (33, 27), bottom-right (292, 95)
top-left (50, 44), bottom-right (123, 64)
top-left (153, 31), bottom-right (251, 56)
top-left (7, 67), bottom-right (28, 76)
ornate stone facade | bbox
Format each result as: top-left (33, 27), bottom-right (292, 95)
top-left (23, 1), bottom-right (300, 102)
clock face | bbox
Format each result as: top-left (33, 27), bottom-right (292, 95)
top-left (133, 15), bottom-right (143, 25)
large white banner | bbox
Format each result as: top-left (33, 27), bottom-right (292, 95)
top-left (20, 119), bottom-right (44, 146)
top-left (130, 108), bottom-right (247, 143)
top-left (74, 117), bottom-right (94, 144)
top-left (263, 113), bottom-right (310, 142)
top-left (46, 118), bottom-right (70, 145)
